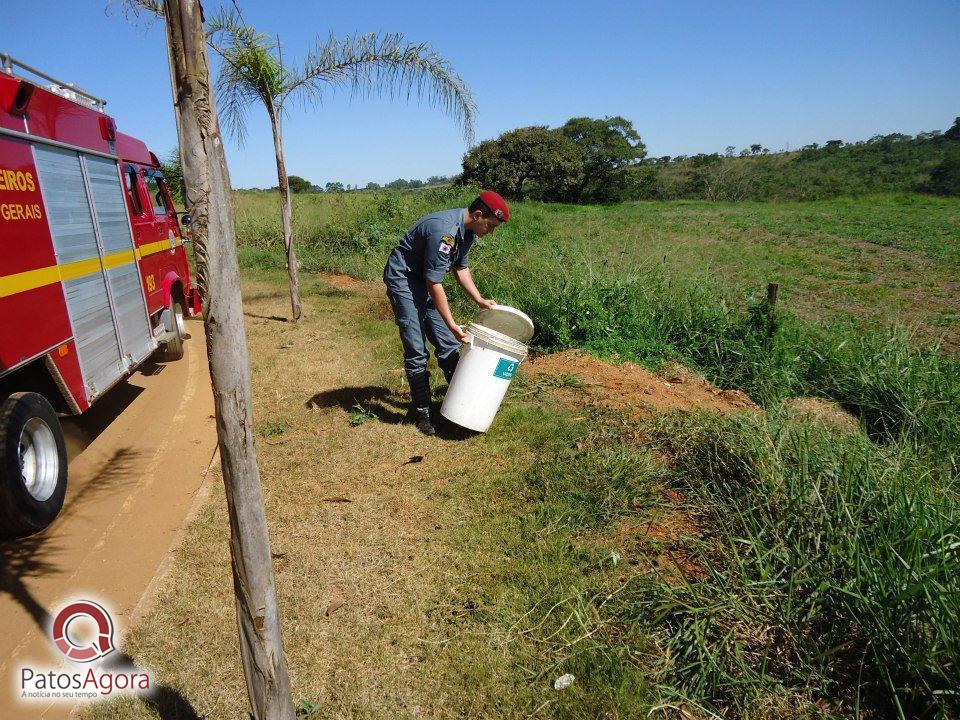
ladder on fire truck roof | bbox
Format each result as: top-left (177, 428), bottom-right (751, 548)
top-left (1, 52), bottom-right (107, 112)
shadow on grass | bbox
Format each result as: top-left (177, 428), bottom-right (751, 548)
top-left (98, 651), bottom-right (202, 720)
top-left (307, 284), bottom-right (356, 299)
top-left (241, 289), bottom-right (287, 302)
top-left (244, 311), bottom-right (289, 323)
top-left (434, 419), bottom-right (479, 442)
top-left (306, 385), bottom-right (407, 424)
top-left (306, 385), bottom-right (479, 441)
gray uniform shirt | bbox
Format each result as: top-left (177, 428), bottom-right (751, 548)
top-left (383, 208), bottom-right (475, 286)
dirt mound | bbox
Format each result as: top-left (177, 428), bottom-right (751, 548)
top-left (319, 272), bottom-right (379, 296)
top-left (318, 272), bottom-right (393, 318)
top-left (523, 349), bottom-right (757, 418)
top-left (523, 350), bottom-right (753, 585)
top-left (785, 397), bottom-right (860, 433)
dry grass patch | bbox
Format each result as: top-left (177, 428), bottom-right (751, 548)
top-left (783, 397), bottom-right (861, 434)
top-left (79, 274), bottom-right (526, 719)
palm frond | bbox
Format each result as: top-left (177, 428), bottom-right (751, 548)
top-left (129, 0), bottom-right (162, 16)
top-left (214, 66), bottom-right (262, 146)
top-left (295, 32), bottom-right (476, 145)
top-left (115, 0), bottom-right (162, 27)
top-left (208, 7), bottom-right (291, 144)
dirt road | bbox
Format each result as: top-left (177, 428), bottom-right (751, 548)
top-left (0, 318), bottom-right (217, 719)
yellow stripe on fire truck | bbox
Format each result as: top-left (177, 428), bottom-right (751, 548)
top-left (0, 240), bottom-right (182, 298)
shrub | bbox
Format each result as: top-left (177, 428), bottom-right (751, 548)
top-left (928, 154), bottom-right (960, 196)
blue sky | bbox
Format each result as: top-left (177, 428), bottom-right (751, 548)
top-left (3, 1), bottom-right (958, 189)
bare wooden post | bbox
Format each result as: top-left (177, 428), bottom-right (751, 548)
top-left (766, 282), bottom-right (779, 340)
top-left (160, 2), bottom-right (295, 717)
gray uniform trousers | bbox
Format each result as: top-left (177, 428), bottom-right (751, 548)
top-left (385, 277), bottom-right (460, 413)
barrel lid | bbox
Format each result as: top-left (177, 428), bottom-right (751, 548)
top-left (475, 305), bottom-right (534, 343)
top-left (466, 323), bottom-right (528, 357)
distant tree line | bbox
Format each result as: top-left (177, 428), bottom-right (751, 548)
top-left (230, 117), bottom-right (960, 202)
top-left (457, 116), bottom-right (960, 202)
top-left (238, 174), bottom-right (455, 193)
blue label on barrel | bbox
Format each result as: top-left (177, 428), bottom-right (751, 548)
top-left (494, 358), bottom-right (518, 380)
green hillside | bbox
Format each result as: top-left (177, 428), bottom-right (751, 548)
top-left (458, 116), bottom-right (960, 203)
top-left (634, 130), bottom-right (960, 201)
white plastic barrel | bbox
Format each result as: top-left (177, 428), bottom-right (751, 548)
top-left (440, 322), bottom-right (528, 432)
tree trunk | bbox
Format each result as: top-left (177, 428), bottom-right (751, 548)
top-left (267, 101), bottom-right (303, 323)
top-left (160, 2), bottom-right (295, 718)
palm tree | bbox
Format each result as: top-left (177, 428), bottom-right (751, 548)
top-left (208, 11), bottom-right (476, 322)
top-left (148, 1), bottom-right (296, 717)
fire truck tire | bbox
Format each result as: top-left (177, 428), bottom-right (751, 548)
top-left (0, 393), bottom-right (68, 537)
top-left (162, 301), bottom-right (185, 362)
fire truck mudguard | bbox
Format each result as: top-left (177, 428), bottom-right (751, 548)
top-left (0, 392), bottom-right (68, 535)
top-left (161, 270), bottom-right (185, 311)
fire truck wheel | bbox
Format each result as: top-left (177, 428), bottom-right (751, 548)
top-left (0, 393), bottom-right (68, 536)
top-left (162, 301), bottom-right (186, 362)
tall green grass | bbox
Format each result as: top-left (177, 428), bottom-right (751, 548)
top-left (643, 410), bottom-right (960, 718)
top-left (235, 186), bottom-right (477, 278)
top-left (464, 399), bottom-right (959, 717)
top-left (478, 267), bottom-right (960, 469)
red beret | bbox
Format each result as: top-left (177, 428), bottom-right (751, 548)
top-left (479, 190), bottom-right (510, 221)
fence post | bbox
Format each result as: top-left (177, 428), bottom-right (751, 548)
top-left (766, 282), bottom-right (779, 340)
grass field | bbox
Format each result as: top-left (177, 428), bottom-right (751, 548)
top-left (76, 192), bottom-right (958, 719)
top-left (237, 189), bottom-right (960, 464)
top-left (77, 269), bottom-right (959, 720)
top-left (234, 190), bottom-right (960, 346)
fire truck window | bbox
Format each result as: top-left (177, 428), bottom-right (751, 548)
top-left (145, 172), bottom-right (170, 217)
top-left (124, 166), bottom-right (142, 215)
top-left (156, 178), bottom-right (174, 213)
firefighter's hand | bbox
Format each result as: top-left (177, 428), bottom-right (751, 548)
top-left (453, 325), bottom-right (471, 343)
top-left (477, 298), bottom-right (497, 310)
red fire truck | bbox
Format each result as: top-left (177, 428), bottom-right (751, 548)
top-left (0, 54), bottom-right (199, 535)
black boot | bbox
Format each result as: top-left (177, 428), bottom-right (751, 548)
top-left (415, 410), bottom-right (436, 436)
top-left (439, 353), bottom-right (460, 385)
top-left (407, 370), bottom-right (435, 435)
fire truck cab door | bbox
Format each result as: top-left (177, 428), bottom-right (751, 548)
top-left (143, 169), bottom-right (178, 252)
top-left (33, 146), bottom-right (153, 402)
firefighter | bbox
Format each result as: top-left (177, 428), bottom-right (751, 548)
top-left (383, 190), bottom-right (510, 435)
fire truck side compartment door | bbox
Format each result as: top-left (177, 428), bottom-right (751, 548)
top-left (32, 145), bottom-right (124, 401)
top-left (84, 155), bottom-right (154, 367)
